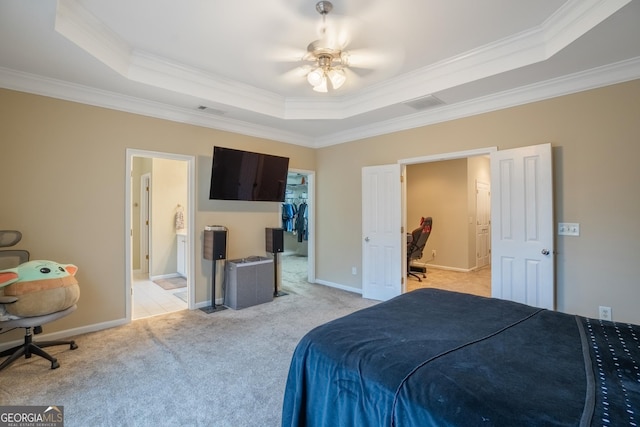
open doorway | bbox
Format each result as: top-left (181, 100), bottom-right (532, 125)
top-left (363, 144), bottom-right (553, 307)
top-left (280, 170), bottom-right (316, 289)
top-left (125, 149), bottom-right (195, 321)
top-left (402, 149), bottom-right (493, 297)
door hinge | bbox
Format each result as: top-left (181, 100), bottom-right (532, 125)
top-left (146, 254), bottom-right (149, 260)
top-left (401, 277), bottom-right (404, 285)
top-left (400, 174), bottom-right (404, 183)
top-left (401, 226), bottom-right (404, 234)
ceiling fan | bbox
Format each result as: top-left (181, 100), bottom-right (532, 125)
top-left (303, 1), bottom-right (349, 92)
top-left (271, 1), bottom-right (402, 94)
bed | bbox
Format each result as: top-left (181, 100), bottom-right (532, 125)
top-left (282, 288), bottom-right (639, 426)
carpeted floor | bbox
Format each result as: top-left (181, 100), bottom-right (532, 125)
top-left (0, 256), bottom-right (490, 426)
top-left (0, 263), bottom-right (375, 427)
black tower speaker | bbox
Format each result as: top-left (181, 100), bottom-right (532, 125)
top-left (265, 227), bottom-right (284, 253)
top-left (204, 229), bottom-right (227, 260)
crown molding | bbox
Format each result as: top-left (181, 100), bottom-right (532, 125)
top-left (333, 0), bottom-right (631, 118)
top-left (52, 0), bottom-right (630, 122)
top-left (127, 51), bottom-right (286, 118)
top-left (55, 0), bottom-right (131, 76)
top-left (1, 57), bottom-right (638, 149)
top-left (55, 0), bottom-right (287, 119)
top-left (0, 66), bottom-right (315, 147)
top-left (544, 0), bottom-right (632, 54)
top-left (313, 56), bottom-right (640, 147)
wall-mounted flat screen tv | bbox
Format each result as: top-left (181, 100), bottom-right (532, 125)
top-left (209, 146), bottom-right (290, 202)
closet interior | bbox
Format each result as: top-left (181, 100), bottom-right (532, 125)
top-left (282, 173), bottom-right (309, 257)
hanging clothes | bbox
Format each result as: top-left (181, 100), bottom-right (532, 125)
top-left (295, 202), bottom-right (308, 242)
top-left (282, 202), bottom-right (296, 232)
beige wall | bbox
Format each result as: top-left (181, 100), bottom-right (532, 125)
top-left (316, 79), bottom-right (640, 324)
top-left (1, 78), bottom-right (639, 342)
top-left (0, 89), bottom-right (315, 341)
top-left (407, 159), bottom-right (468, 269)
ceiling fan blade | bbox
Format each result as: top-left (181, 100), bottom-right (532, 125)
top-left (315, 15), bottom-right (360, 51)
top-left (342, 48), bottom-right (390, 69)
top-left (278, 65), bottom-right (314, 85)
top-left (266, 45), bottom-right (308, 63)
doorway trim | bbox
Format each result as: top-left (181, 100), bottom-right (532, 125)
top-left (398, 147), bottom-right (497, 292)
top-left (140, 173), bottom-right (150, 275)
top-left (475, 179), bottom-right (491, 269)
top-left (125, 149), bottom-right (196, 321)
top-left (283, 168), bottom-right (316, 283)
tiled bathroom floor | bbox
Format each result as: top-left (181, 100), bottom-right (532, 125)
top-left (132, 272), bottom-right (187, 320)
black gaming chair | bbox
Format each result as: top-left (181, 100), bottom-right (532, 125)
top-left (406, 217), bottom-right (433, 282)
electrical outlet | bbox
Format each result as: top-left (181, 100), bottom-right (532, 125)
top-left (432, 249), bottom-right (436, 258)
top-left (599, 306), bottom-right (612, 321)
top-left (351, 266), bottom-right (357, 275)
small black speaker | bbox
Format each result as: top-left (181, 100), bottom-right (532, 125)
top-left (265, 227), bottom-right (284, 253)
top-left (204, 229), bottom-right (227, 260)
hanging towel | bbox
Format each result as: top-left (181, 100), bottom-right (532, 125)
top-left (175, 206), bottom-right (185, 231)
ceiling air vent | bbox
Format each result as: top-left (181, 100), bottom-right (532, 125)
top-left (403, 95), bottom-right (445, 111)
top-left (197, 105), bottom-right (226, 116)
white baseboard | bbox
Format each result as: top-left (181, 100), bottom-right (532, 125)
top-left (423, 263), bottom-right (474, 273)
top-left (0, 317), bottom-right (128, 352)
top-left (314, 279), bottom-right (362, 295)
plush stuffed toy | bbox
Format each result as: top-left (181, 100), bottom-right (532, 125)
top-left (0, 260), bottom-right (79, 318)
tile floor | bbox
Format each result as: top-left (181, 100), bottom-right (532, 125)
top-left (132, 272), bottom-right (187, 320)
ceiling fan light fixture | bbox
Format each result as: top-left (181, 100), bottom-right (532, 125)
top-left (304, 1), bottom-right (348, 93)
top-left (312, 76), bottom-right (328, 93)
top-left (327, 68), bottom-right (346, 89)
top-left (307, 67), bottom-right (325, 86)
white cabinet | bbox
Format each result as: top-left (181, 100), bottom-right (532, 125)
top-left (177, 234), bottom-right (187, 277)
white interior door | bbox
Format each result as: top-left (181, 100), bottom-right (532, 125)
top-left (490, 143), bottom-right (554, 309)
top-left (476, 181), bottom-right (491, 269)
top-left (362, 164), bottom-right (402, 300)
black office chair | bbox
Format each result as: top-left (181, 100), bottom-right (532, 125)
top-left (0, 230), bottom-right (78, 370)
top-left (406, 217), bottom-right (433, 282)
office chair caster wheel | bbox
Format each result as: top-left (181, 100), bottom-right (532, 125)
top-left (70, 342), bottom-right (78, 350)
top-left (51, 359), bottom-right (60, 369)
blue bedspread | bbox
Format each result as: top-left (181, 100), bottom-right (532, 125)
top-left (282, 289), bottom-right (640, 426)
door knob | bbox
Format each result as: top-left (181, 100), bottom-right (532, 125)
top-left (364, 237), bottom-right (370, 242)
top-left (541, 249), bottom-right (550, 255)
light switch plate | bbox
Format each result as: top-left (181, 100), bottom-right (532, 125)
top-left (558, 222), bottom-right (580, 236)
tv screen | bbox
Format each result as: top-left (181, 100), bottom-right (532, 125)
top-left (209, 146), bottom-right (290, 202)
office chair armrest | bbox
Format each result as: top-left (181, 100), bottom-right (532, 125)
top-left (0, 296), bottom-right (18, 304)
